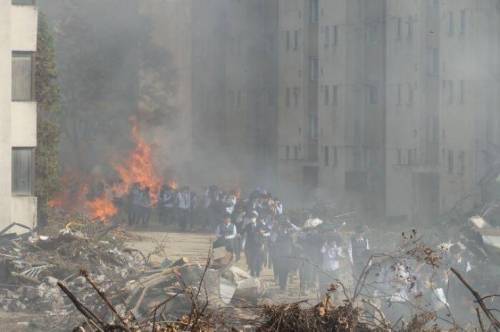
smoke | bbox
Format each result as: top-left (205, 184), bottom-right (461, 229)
top-left (38, 0), bottom-right (279, 196)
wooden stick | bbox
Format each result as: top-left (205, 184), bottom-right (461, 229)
top-left (57, 281), bottom-right (106, 331)
top-left (80, 269), bottom-right (129, 330)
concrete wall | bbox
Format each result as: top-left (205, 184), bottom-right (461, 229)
top-left (0, 2), bottom-right (13, 230)
top-left (0, 2), bottom-right (38, 232)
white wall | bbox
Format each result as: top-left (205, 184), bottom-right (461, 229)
top-left (0, 3), bottom-right (12, 230)
top-left (0, 3), bottom-right (38, 232)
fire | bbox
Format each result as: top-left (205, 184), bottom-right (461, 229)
top-left (113, 121), bottom-right (162, 202)
top-left (85, 195), bottom-right (118, 221)
top-left (49, 120), bottom-right (162, 222)
top-left (48, 175), bottom-right (89, 213)
top-left (168, 180), bottom-right (178, 190)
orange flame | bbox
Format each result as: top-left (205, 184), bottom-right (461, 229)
top-left (113, 121), bottom-right (162, 202)
top-left (85, 195), bottom-right (118, 221)
top-left (168, 180), bottom-right (178, 190)
top-left (49, 120), bottom-right (162, 222)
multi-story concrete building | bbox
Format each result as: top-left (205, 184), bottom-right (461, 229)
top-left (278, 0), bottom-right (500, 222)
top-left (385, 0), bottom-right (500, 223)
top-left (277, 0), bottom-right (386, 214)
top-left (0, 0), bottom-right (38, 232)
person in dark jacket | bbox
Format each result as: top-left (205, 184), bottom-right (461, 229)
top-left (271, 221), bottom-right (296, 291)
top-left (242, 215), bottom-right (267, 277)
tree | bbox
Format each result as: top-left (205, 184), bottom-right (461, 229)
top-left (35, 13), bottom-right (61, 228)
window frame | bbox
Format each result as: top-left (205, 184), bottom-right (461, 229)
top-left (11, 147), bottom-right (35, 196)
top-left (12, 51), bottom-right (35, 102)
top-left (12, 0), bottom-right (36, 6)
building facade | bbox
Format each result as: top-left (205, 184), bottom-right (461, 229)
top-left (277, 0), bottom-right (386, 214)
top-left (0, 0), bottom-right (38, 232)
top-left (385, 0), bottom-right (500, 223)
top-left (278, 0), bottom-right (500, 222)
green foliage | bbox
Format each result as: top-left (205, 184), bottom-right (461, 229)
top-left (35, 13), bottom-right (61, 227)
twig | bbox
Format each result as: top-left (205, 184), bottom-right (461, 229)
top-left (57, 281), bottom-right (106, 331)
top-left (451, 267), bottom-right (500, 330)
top-left (80, 269), bottom-right (129, 330)
top-left (477, 307), bottom-right (486, 332)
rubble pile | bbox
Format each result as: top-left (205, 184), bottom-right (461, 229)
top-left (257, 295), bottom-right (375, 332)
top-left (0, 222), bottom-right (146, 315)
top-left (0, 219), bottom-right (265, 331)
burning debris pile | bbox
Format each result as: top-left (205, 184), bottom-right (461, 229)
top-left (49, 119), bottom-right (164, 223)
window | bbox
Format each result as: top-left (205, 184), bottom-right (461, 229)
top-left (397, 84), bottom-right (402, 105)
top-left (229, 90), bottom-right (235, 107)
top-left (294, 146), bottom-right (299, 160)
top-left (459, 80), bottom-right (465, 104)
top-left (12, 0), bottom-right (35, 5)
top-left (268, 90), bottom-right (274, 106)
top-left (448, 80), bottom-right (454, 104)
top-left (324, 85), bottom-right (329, 106)
top-left (12, 148), bottom-right (34, 195)
top-left (448, 12), bottom-right (454, 36)
top-left (293, 30), bottom-right (299, 50)
top-left (369, 85), bottom-right (377, 104)
top-left (332, 146), bottom-right (338, 167)
top-left (237, 90), bottom-right (241, 107)
top-left (429, 47), bottom-right (439, 76)
top-left (309, 57), bottom-right (319, 81)
top-left (325, 26), bottom-right (330, 48)
top-left (448, 150), bottom-right (454, 173)
top-left (407, 16), bottom-right (413, 41)
top-left (458, 151), bottom-right (465, 174)
top-left (12, 52), bottom-right (34, 101)
top-left (324, 146), bottom-right (329, 166)
top-left (310, 0), bottom-right (319, 24)
top-left (308, 112), bottom-right (318, 139)
top-left (286, 31), bottom-right (290, 51)
top-left (368, 24), bottom-right (377, 43)
top-left (293, 87), bottom-right (300, 107)
top-left (332, 85), bottom-right (338, 106)
top-left (460, 10), bottom-right (466, 36)
top-left (286, 87), bottom-right (291, 108)
top-left (285, 146), bottom-right (290, 160)
top-left (396, 17), bottom-right (402, 40)
top-left (332, 25), bottom-right (338, 46)
top-left (408, 84), bottom-right (414, 106)
top-left (397, 149), bottom-right (402, 165)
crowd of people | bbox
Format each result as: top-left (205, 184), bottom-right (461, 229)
top-left (124, 182), bottom-right (492, 327)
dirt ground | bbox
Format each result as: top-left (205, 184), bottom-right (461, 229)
top-left (125, 230), bottom-right (304, 296)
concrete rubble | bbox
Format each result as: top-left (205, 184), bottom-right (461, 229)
top-left (0, 221), bottom-right (263, 331)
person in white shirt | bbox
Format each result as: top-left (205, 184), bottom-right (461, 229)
top-left (319, 236), bottom-right (345, 296)
top-left (176, 186), bottom-right (192, 231)
top-left (213, 215), bottom-right (237, 253)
